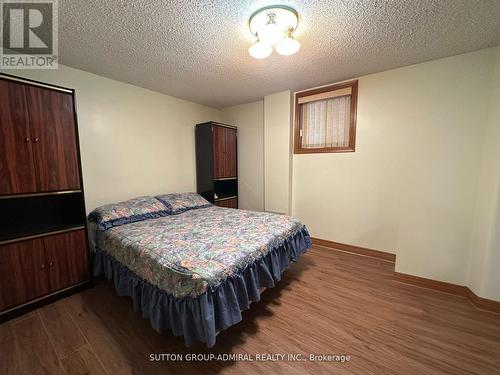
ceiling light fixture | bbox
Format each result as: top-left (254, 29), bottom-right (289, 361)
top-left (248, 5), bottom-right (300, 59)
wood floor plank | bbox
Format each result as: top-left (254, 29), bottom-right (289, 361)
top-left (61, 345), bottom-right (107, 375)
top-left (9, 310), bottom-right (37, 326)
top-left (0, 322), bottom-right (21, 375)
top-left (38, 301), bottom-right (86, 359)
top-left (3, 246), bottom-right (500, 374)
top-left (11, 315), bottom-right (64, 375)
top-left (63, 294), bottom-right (139, 375)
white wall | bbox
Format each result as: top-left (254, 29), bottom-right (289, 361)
top-left (220, 101), bottom-right (264, 211)
top-left (1, 65), bottom-right (220, 212)
top-left (292, 48), bottom-right (498, 288)
top-left (264, 91), bottom-right (293, 214)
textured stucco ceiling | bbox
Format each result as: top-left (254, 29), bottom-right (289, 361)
top-left (59, 0), bottom-right (500, 109)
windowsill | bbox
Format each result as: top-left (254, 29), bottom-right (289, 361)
top-left (294, 147), bottom-right (355, 154)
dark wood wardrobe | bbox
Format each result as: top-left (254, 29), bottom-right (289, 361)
top-left (195, 122), bottom-right (238, 208)
top-left (0, 74), bottom-right (90, 320)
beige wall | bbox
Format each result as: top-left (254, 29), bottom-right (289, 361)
top-left (292, 48), bottom-right (498, 288)
top-left (217, 48), bottom-right (499, 299)
top-left (264, 91), bottom-right (293, 214)
top-left (468, 47), bottom-right (500, 301)
top-left (1, 65), bottom-right (220, 212)
top-left (293, 49), bottom-right (493, 284)
top-left (220, 101), bottom-right (264, 211)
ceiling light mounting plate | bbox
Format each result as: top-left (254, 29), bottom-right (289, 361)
top-left (249, 5), bottom-right (299, 37)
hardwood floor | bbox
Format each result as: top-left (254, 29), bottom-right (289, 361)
top-left (2, 246), bottom-right (500, 374)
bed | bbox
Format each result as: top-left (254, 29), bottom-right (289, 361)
top-left (89, 193), bottom-right (311, 347)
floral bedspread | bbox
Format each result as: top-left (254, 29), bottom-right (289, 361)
top-left (96, 206), bottom-right (306, 298)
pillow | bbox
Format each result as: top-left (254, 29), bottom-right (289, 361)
top-left (88, 196), bottom-right (170, 230)
top-left (156, 192), bottom-right (211, 214)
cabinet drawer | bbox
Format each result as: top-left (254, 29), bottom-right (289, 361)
top-left (215, 198), bottom-right (238, 209)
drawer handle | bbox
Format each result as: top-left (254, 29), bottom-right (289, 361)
top-left (49, 261), bottom-right (54, 267)
top-left (41, 264), bottom-right (46, 270)
top-left (25, 137), bottom-right (30, 143)
top-left (34, 137), bottom-right (39, 143)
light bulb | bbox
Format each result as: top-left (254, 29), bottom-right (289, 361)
top-left (248, 40), bottom-right (272, 59)
top-left (275, 36), bottom-right (301, 56)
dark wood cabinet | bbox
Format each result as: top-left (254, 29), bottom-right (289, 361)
top-left (0, 230), bottom-right (88, 312)
top-left (213, 125), bottom-right (237, 179)
top-left (0, 79), bottom-right (80, 194)
top-left (0, 239), bottom-right (49, 311)
top-left (43, 230), bottom-right (89, 292)
top-left (0, 79), bottom-right (37, 195)
top-left (212, 125), bottom-right (226, 179)
top-left (0, 74), bottom-right (90, 321)
top-left (196, 122), bottom-right (238, 207)
top-left (224, 127), bottom-right (237, 178)
top-left (26, 86), bottom-right (80, 192)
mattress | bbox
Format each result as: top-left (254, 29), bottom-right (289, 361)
top-left (95, 206), bottom-right (306, 298)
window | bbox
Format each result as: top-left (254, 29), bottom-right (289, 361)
top-left (294, 80), bottom-right (358, 154)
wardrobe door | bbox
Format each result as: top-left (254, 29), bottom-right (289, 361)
top-left (43, 230), bottom-right (89, 292)
top-left (224, 128), bottom-right (237, 178)
top-left (213, 125), bottom-right (226, 178)
top-left (0, 239), bottom-right (50, 311)
top-left (0, 79), bottom-right (37, 195)
top-left (25, 86), bottom-right (80, 192)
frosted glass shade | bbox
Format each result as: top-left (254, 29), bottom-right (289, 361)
top-left (275, 37), bottom-right (301, 56)
top-left (248, 41), bottom-right (273, 59)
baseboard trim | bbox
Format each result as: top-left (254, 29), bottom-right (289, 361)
top-left (311, 237), bottom-right (500, 314)
top-left (394, 272), bottom-right (500, 314)
top-left (311, 237), bottom-right (396, 263)
top-left (393, 272), bottom-right (466, 295)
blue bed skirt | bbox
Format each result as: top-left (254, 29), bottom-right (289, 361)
top-left (92, 227), bottom-right (311, 347)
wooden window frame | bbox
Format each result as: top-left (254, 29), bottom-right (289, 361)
top-left (294, 80), bottom-right (358, 154)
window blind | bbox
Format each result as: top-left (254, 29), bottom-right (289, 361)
top-left (300, 95), bottom-right (351, 148)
